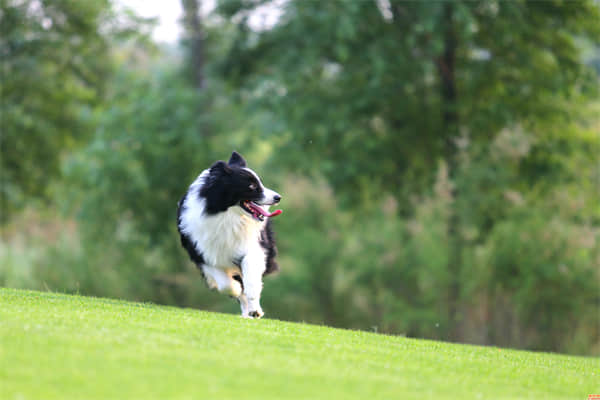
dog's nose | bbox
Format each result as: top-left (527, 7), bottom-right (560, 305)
top-left (273, 194), bottom-right (281, 203)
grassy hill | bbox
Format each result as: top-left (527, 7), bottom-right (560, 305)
top-left (1, 288), bottom-right (598, 399)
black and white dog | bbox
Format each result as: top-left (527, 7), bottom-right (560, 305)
top-left (177, 152), bottom-right (282, 318)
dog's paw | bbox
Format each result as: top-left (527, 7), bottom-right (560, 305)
top-left (248, 310), bottom-right (264, 319)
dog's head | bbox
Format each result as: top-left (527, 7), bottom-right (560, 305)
top-left (200, 152), bottom-right (282, 221)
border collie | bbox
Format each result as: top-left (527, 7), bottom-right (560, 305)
top-left (177, 152), bottom-right (282, 318)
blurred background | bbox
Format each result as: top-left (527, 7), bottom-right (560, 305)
top-left (1, 0), bottom-right (599, 356)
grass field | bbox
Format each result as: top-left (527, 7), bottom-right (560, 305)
top-left (1, 288), bottom-right (598, 399)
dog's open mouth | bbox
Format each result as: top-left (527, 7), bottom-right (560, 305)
top-left (240, 201), bottom-right (282, 221)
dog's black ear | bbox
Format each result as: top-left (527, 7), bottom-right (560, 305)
top-left (228, 151), bottom-right (247, 167)
top-left (210, 160), bottom-right (232, 175)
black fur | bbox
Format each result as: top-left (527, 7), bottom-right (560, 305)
top-left (260, 220), bottom-right (279, 276)
top-left (177, 196), bottom-right (205, 267)
top-left (228, 151), bottom-right (247, 167)
top-left (200, 161), bottom-right (263, 215)
top-left (232, 274), bottom-right (244, 291)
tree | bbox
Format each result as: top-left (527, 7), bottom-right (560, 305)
top-left (214, 0), bottom-right (600, 350)
top-left (181, 0), bottom-right (206, 90)
top-left (0, 0), bottom-right (114, 219)
top-left (0, 0), bottom-right (152, 220)
top-left (216, 0), bottom-right (600, 205)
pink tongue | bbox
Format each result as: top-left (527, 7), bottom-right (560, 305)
top-left (248, 203), bottom-right (283, 218)
top-left (268, 209), bottom-right (282, 217)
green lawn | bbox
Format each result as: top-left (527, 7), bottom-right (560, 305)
top-left (0, 288), bottom-right (598, 399)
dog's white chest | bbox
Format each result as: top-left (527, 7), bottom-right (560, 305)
top-left (179, 195), bottom-right (263, 268)
top-left (199, 211), bottom-right (261, 266)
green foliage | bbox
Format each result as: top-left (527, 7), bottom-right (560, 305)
top-left (260, 122), bottom-right (598, 355)
top-left (217, 0), bottom-right (600, 205)
top-left (482, 212), bottom-right (599, 352)
top-left (64, 68), bottom-right (208, 243)
top-left (57, 67), bottom-right (213, 305)
top-left (0, 0), bottom-right (111, 217)
top-left (3, 288), bottom-right (599, 400)
top-left (55, 60), bottom-right (260, 309)
top-left (0, 0), bottom-right (153, 219)
top-left (210, 0), bottom-right (600, 353)
top-left (451, 129), bottom-right (600, 353)
top-left (1, 0), bottom-right (599, 356)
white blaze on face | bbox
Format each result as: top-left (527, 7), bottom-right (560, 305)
top-left (262, 187), bottom-right (280, 206)
top-left (244, 167), bottom-right (281, 206)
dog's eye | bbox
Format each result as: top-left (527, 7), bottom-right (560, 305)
top-left (249, 183), bottom-right (257, 190)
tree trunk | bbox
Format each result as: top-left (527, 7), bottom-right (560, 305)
top-left (181, 0), bottom-right (204, 90)
top-left (436, 2), bottom-right (461, 342)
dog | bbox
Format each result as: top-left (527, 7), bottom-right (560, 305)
top-left (177, 152), bottom-right (282, 318)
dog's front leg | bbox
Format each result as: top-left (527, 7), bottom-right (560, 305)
top-left (241, 252), bottom-right (266, 318)
top-left (238, 293), bottom-right (250, 318)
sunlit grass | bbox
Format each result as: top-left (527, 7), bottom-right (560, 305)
top-left (1, 288), bottom-right (597, 399)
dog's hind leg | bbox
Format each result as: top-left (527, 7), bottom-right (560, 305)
top-left (202, 266), bottom-right (243, 298)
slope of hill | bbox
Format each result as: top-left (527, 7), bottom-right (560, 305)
top-left (1, 288), bottom-right (597, 399)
